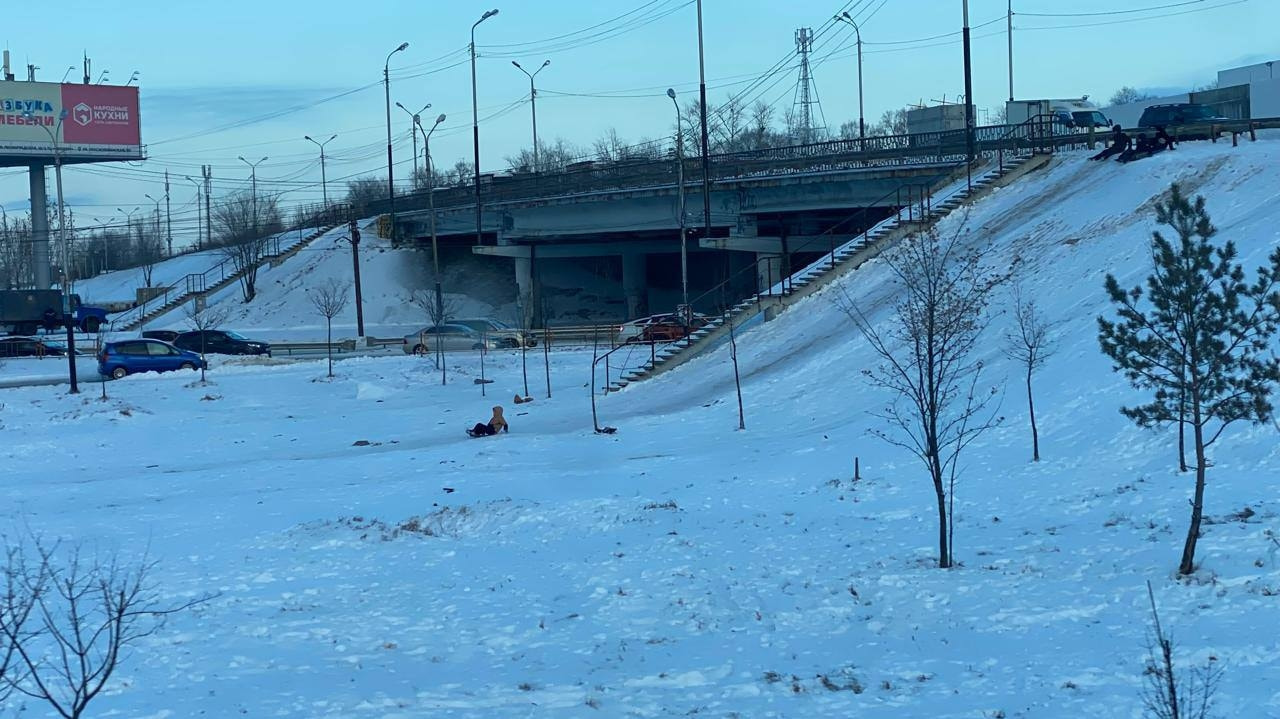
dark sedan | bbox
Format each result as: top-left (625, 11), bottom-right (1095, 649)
top-left (0, 336), bottom-right (73, 358)
top-left (173, 330), bottom-right (271, 356)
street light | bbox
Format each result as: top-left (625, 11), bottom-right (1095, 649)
top-left (667, 89), bottom-right (689, 322)
top-left (95, 70), bottom-right (109, 84)
top-left (471, 8), bottom-right (499, 247)
top-left (415, 113), bottom-right (448, 323)
top-left (126, 70), bottom-right (139, 86)
top-left (695, 0), bottom-right (711, 241)
top-left (834, 12), bottom-right (865, 140)
top-left (144, 193), bottom-right (162, 249)
top-left (185, 175), bottom-right (203, 251)
top-left (383, 42), bottom-right (409, 242)
top-left (962, 0), bottom-right (976, 185)
top-left (304, 134), bottom-right (337, 207)
top-left (60, 66), bottom-right (76, 83)
top-left (23, 108), bottom-right (78, 393)
top-left (511, 59), bottom-right (550, 171)
top-left (395, 102), bottom-right (431, 181)
top-left (238, 156), bottom-right (268, 236)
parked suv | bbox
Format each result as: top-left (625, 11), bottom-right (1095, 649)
top-left (141, 329), bottom-right (180, 343)
top-left (173, 330), bottom-right (271, 356)
top-left (453, 318), bottom-right (536, 348)
top-left (1137, 103), bottom-right (1228, 131)
top-left (98, 339), bottom-right (206, 379)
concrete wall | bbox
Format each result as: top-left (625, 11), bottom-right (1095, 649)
top-left (1219, 61), bottom-right (1278, 87)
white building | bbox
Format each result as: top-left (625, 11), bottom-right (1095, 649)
top-left (1102, 60), bottom-right (1280, 128)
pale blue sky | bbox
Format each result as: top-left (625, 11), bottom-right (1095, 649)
top-left (2, 0), bottom-right (1275, 243)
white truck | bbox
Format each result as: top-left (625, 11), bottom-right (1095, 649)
top-left (1005, 97), bottom-right (1111, 130)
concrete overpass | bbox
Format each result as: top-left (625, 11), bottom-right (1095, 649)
top-left (381, 121), bottom-right (1084, 321)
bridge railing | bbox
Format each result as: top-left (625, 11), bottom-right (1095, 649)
top-left (376, 116), bottom-right (1280, 221)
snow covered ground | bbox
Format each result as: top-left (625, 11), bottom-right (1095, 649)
top-left (4, 135), bottom-right (1280, 718)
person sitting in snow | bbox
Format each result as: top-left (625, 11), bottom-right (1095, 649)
top-left (1116, 134), bottom-right (1151, 163)
top-left (468, 406), bottom-right (509, 437)
top-left (1090, 124), bottom-right (1129, 161)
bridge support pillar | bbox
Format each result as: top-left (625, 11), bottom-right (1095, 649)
top-left (29, 165), bottom-right (51, 290)
top-left (622, 252), bottom-right (648, 319)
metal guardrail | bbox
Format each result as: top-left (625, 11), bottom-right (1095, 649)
top-left (271, 339), bottom-right (357, 356)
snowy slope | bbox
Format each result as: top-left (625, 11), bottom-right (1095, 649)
top-left (74, 228), bottom-right (320, 305)
top-left (2, 135), bottom-right (1280, 718)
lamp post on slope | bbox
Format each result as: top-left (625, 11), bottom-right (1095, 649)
top-left (415, 113), bottom-right (448, 322)
top-left (471, 9), bottom-right (499, 246)
top-left (384, 41), bottom-right (410, 240)
top-left (834, 12), bottom-right (865, 140)
top-left (667, 89), bottom-right (688, 320)
top-left (304, 134), bottom-right (337, 208)
top-left (512, 59), bottom-right (550, 171)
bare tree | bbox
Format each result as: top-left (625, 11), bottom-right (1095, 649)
top-left (0, 541), bottom-right (46, 705)
top-left (183, 301), bottom-right (228, 384)
top-left (593, 127), bottom-right (630, 162)
top-left (343, 177), bottom-right (386, 216)
top-left (0, 538), bottom-right (213, 719)
top-left (409, 289), bottom-right (459, 385)
top-left (840, 223), bottom-right (1006, 568)
top-left (308, 279), bottom-right (350, 378)
top-left (212, 191), bottom-right (279, 302)
top-left (1003, 286), bottom-right (1057, 461)
top-left (505, 138), bottom-right (582, 174)
top-left (1141, 581), bottom-right (1222, 719)
top-left (1110, 86), bottom-right (1155, 106)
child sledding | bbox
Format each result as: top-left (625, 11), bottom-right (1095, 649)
top-left (467, 406), bottom-right (509, 437)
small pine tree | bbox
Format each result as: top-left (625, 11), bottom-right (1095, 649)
top-left (1098, 183), bottom-right (1280, 575)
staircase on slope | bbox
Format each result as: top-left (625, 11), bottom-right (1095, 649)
top-left (605, 155), bottom-right (1048, 393)
top-left (119, 225), bottom-right (336, 332)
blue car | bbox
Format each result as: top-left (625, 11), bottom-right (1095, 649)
top-left (98, 339), bottom-right (207, 380)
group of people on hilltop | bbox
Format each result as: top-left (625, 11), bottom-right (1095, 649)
top-left (1090, 124), bottom-right (1176, 164)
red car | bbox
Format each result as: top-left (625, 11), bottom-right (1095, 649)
top-left (622, 313), bottom-right (709, 343)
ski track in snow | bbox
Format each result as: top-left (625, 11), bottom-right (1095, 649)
top-left (4, 135), bottom-right (1280, 718)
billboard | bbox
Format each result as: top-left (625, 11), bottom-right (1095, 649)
top-left (0, 82), bottom-right (142, 165)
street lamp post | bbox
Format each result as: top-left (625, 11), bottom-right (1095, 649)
top-left (238, 156), bottom-right (268, 236)
top-left (114, 207), bottom-right (139, 272)
top-left (695, 0), bottom-right (712, 240)
top-left (835, 12), bottom-right (865, 139)
top-left (471, 9), bottom-right (499, 247)
top-left (395, 102), bottom-right (430, 182)
top-left (144, 193), bottom-right (162, 250)
top-left (185, 175), bottom-right (203, 250)
top-left (667, 89), bottom-right (689, 321)
top-left (304, 134), bottom-right (337, 208)
top-left (24, 109), bottom-right (78, 393)
top-left (415, 113), bottom-right (448, 322)
top-left (962, 0), bottom-right (976, 185)
top-left (512, 59), bottom-right (550, 171)
top-left (384, 42), bottom-right (409, 241)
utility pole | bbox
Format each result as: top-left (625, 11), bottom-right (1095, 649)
top-left (384, 42), bottom-right (409, 241)
top-left (1007, 0), bottom-right (1015, 102)
top-left (696, 0), bottom-right (712, 241)
top-left (304, 134), bottom-right (337, 208)
top-left (418, 113), bottom-right (447, 322)
top-left (962, 0), bottom-right (976, 188)
top-left (185, 175), bottom-right (202, 253)
top-left (472, 9), bottom-right (499, 248)
top-left (667, 88), bottom-right (689, 320)
top-left (348, 219), bottom-right (365, 338)
top-left (835, 12), bottom-right (865, 139)
top-left (394, 103), bottom-right (430, 182)
top-left (164, 169), bottom-right (172, 256)
top-left (239, 156), bottom-right (267, 237)
top-left (202, 165), bottom-right (213, 250)
top-left (512, 59), bottom-right (550, 171)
